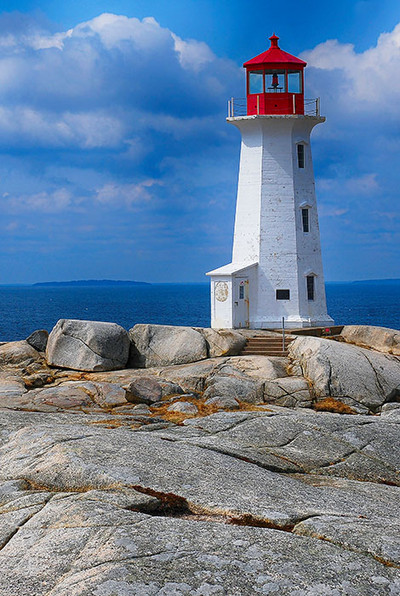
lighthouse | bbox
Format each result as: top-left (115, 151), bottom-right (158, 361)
top-left (207, 34), bottom-right (334, 330)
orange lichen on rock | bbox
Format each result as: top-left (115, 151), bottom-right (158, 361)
top-left (150, 396), bottom-right (270, 424)
top-left (313, 397), bottom-right (356, 415)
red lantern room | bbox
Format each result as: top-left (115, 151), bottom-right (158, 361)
top-left (244, 34), bottom-right (306, 116)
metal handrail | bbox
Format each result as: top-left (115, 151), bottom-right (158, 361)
top-left (227, 97), bottom-right (321, 118)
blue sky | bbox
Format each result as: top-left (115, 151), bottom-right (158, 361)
top-left (0, 0), bottom-right (399, 283)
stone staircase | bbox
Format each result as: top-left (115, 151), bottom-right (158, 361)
top-left (240, 335), bottom-right (295, 357)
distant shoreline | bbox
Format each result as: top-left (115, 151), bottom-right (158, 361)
top-left (32, 280), bottom-right (151, 287)
top-left (0, 279), bottom-right (398, 288)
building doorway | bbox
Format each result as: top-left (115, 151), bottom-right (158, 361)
top-left (234, 278), bottom-right (249, 328)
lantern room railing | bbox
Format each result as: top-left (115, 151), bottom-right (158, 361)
top-left (227, 97), bottom-right (320, 118)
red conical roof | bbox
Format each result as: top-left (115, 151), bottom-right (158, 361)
top-left (243, 34), bottom-right (306, 68)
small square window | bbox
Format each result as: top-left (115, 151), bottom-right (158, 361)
top-left (302, 208), bottom-right (309, 233)
top-left (276, 289), bottom-right (290, 300)
top-left (307, 276), bottom-right (315, 301)
top-left (297, 144), bottom-right (305, 168)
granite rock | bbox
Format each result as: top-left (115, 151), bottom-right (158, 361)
top-left (0, 408), bottom-right (398, 593)
top-left (26, 329), bottom-right (49, 352)
top-left (160, 359), bottom-right (222, 393)
top-left (167, 401), bottom-right (198, 414)
top-left (205, 395), bottom-right (240, 410)
top-left (0, 340), bottom-right (42, 367)
top-left (46, 319), bottom-right (130, 372)
top-left (129, 324), bottom-right (207, 368)
top-left (264, 376), bottom-right (312, 408)
top-left (341, 324), bottom-right (400, 356)
top-left (199, 327), bottom-right (246, 357)
top-left (126, 376), bottom-right (183, 404)
top-left (203, 363), bottom-right (264, 404)
top-left (289, 335), bottom-right (400, 412)
top-left (226, 355), bottom-right (288, 380)
top-left (0, 486), bottom-right (397, 596)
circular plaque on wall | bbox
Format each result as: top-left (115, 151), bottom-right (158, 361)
top-left (215, 281), bottom-right (229, 302)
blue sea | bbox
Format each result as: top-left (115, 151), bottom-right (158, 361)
top-left (0, 282), bottom-right (399, 342)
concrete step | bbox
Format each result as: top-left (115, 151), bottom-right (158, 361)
top-left (248, 338), bottom-right (292, 342)
top-left (240, 335), bottom-right (293, 357)
top-left (246, 339), bottom-right (293, 343)
top-left (241, 344), bottom-right (289, 348)
top-left (243, 341), bottom-right (293, 347)
top-left (240, 348), bottom-right (288, 356)
top-left (241, 351), bottom-right (289, 357)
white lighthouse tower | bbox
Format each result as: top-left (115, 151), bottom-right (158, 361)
top-left (207, 34), bottom-right (334, 330)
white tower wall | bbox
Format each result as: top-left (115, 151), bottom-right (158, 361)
top-left (207, 114), bottom-right (333, 329)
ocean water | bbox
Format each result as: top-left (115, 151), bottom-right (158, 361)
top-left (0, 282), bottom-right (399, 342)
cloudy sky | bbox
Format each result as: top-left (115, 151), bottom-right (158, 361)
top-left (0, 0), bottom-right (399, 284)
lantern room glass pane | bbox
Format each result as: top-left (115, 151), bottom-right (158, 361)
top-left (249, 71), bottom-right (263, 94)
top-left (288, 71), bottom-right (302, 93)
top-left (265, 70), bottom-right (285, 93)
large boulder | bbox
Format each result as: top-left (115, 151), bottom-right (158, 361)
top-left (340, 325), bottom-right (400, 356)
top-left (46, 319), bottom-right (130, 372)
top-left (129, 324), bottom-right (207, 368)
top-left (198, 328), bottom-right (246, 357)
top-left (289, 336), bottom-right (400, 413)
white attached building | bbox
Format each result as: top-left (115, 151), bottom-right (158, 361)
top-left (207, 34), bottom-right (334, 330)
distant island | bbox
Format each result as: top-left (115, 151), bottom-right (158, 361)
top-left (33, 280), bottom-right (151, 287)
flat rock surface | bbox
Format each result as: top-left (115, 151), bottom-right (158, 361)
top-left (1, 325), bottom-right (400, 593)
top-left (0, 406), bottom-right (398, 594)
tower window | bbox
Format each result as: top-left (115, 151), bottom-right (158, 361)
top-left (302, 208), bottom-right (310, 233)
top-left (297, 144), bottom-right (305, 168)
top-left (307, 276), bottom-right (315, 301)
top-left (249, 71), bottom-right (264, 94)
top-left (239, 285), bottom-right (245, 299)
top-left (276, 289), bottom-right (290, 300)
top-left (265, 70), bottom-right (286, 93)
top-left (288, 71), bottom-right (302, 93)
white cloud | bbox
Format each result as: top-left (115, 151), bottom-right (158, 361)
top-left (0, 107), bottom-right (124, 148)
top-left (302, 23), bottom-right (400, 112)
top-left (318, 173), bottom-right (379, 196)
top-left (172, 33), bottom-right (215, 71)
top-left (95, 180), bottom-right (162, 206)
top-left (30, 30), bottom-right (73, 51)
top-left (318, 205), bottom-right (349, 218)
top-left (5, 188), bottom-right (72, 213)
top-left (0, 13), bottom-right (240, 151)
top-left (72, 13), bottom-right (170, 51)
